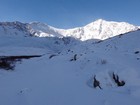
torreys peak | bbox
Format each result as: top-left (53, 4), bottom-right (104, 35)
top-left (0, 19), bottom-right (139, 41)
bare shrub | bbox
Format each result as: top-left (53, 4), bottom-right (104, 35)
top-left (0, 59), bottom-right (15, 70)
top-left (101, 59), bottom-right (107, 64)
top-left (70, 54), bottom-right (77, 61)
top-left (112, 72), bottom-right (125, 87)
top-left (93, 75), bottom-right (102, 89)
top-left (0, 55), bottom-right (41, 70)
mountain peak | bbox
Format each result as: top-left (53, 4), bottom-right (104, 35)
top-left (94, 19), bottom-right (105, 22)
top-left (0, 19), bottom-right (139, 41)
top-left (80, 19), bottom-right (138, 40)
top-left (86, 19), bottom-right (105, 26)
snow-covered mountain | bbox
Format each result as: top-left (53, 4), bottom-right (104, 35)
top-left (0, 21), bottom-right (32, 37)
top-left (27, 19), bottom-right (140, 40)
top-left (0, 19), bottom-right (139, 41)
top-left (0, 25), bottom-right (140, 105)
top-left (0, 18), bottom-right (140, 105)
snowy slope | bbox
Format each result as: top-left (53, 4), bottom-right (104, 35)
top-left (0, 19), bottom-right (139, 41)
top-left (0, 25), bottom-right (140, 105)
top-left (0, 21), bottom-right (32, 37)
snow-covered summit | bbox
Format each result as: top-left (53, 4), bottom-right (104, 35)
top-left (64, 19), bottom-right (139, 40)
top-left (28, 19), bottom-right (139, 41)
top-left (0, 19), bottom-right (139, 41)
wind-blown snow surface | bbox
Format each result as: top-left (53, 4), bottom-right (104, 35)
top-left (0, 28), bottom-right (140, 105)
top-left (0, 19), bottom-right (139, 41)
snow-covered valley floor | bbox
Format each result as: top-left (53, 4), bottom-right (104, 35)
top-left (0, 30), bottom-right (140, 105)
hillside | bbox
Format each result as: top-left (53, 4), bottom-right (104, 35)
top-left (0, 21), bottom-right (140, 105)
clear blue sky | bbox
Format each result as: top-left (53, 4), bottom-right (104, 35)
top-left (0, 0), bottom-right (140, 28)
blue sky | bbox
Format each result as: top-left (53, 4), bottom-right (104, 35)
top-left (0, 0), bottom-right (140, 28)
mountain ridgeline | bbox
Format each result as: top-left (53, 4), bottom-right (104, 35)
top-left (0, 19), bottom-right (139, 41)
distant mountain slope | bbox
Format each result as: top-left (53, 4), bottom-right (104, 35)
top-left (0, 21), bottom-right (32, 37)
top-left (0, 19), bottom-right (139, 41)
